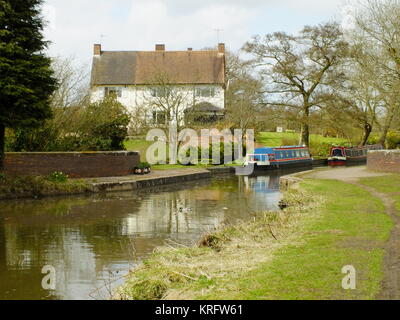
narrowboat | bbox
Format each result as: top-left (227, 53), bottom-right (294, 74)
top-left (328, 144), bottom-right (383, 166)
top-left (245, 146), bottom-right (313, 171)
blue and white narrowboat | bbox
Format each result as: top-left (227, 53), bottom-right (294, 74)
top-left (245, 146), bottom-right (313, 170)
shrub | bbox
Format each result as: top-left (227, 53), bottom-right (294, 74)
top-left (137, 162), bottom-right (151, 169)
top-left (7, 97), bottom-right (131, 152)
top-left (281, 136), bottom-right (298, 146)
top-left (48, 171), bottom-right (68, 183)
top-left (386, 131), bottom-right (400, 149)
top-left (367, 134), bottom-right (380, 145)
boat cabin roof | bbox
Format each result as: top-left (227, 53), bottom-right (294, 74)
top-left (254, 146), bottom-right (307, 155)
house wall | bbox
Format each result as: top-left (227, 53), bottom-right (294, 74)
top-left (90, 84), bottom-right (225, 115)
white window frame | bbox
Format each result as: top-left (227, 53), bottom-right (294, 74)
top-left (104, 87), bottom-right (122, 98)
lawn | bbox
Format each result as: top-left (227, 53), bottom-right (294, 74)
top-left (257, 132), bottom-right (349, 147)
top-left (124, 139), bottom-right (154, 162)
top-left (257, 132), bottom-right (350, 157)
top-left (118, 177), bottom-right (394, 300)
top-left (124, 138), bottom-right (240, 169)
top-left (124, 132), bottom-right (351, 163)
top-left (212, 179), bottom-right (391, 300)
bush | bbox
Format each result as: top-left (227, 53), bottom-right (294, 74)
top-left (367, 134), bottom-right (380, 145)
top-left (137, 162), bottom-right (151, 169)
top-left (177, 142), bottom-right (246, 165)
top-left (48, 171), bottom-right (69, 183)
top-left (386, 131), bottom-right (400, 149)
top-left (7, 97), bottom-right (131, 152)
top-left (281, 136), bottom-right (298, 146)
top-left (310, 142), bottom-right (333, 158)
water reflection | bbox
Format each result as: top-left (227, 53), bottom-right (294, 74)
top-left (0, 173), bottom-right (283, 300)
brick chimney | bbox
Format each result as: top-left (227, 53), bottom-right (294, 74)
top-left (218, 43), bottom-right (225, 53)
top-left (155, 44), bottom-right (165, 51)
top-left (94, 44), bottom-right (102, 56)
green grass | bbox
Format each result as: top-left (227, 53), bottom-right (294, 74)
top-left (359, 175), bottom-right (400, 215)
top-left (124, 139), bottom-right (154, 162)
top-left (118, 178), bottom-right (393, 300)
top-left (207, 179), bottom-right (391, 300)
top-left (359, 175), bottom-right (400, 194)
top-left (0, 175), bottom-right (91, 199)
top-left (124, 138), bottom-right (240, 170)
top-left (257, 132), bottom-right (349, 147)
top-left (257, 132), bottom-right (350, 157)
top-left (124, 132), bottom-right (350, 163)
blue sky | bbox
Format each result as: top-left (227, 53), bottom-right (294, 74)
top-left (42, 0), bottom-right (352, 67)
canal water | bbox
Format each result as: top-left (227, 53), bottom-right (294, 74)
top-left (0, 172), bottom-right (287, 300)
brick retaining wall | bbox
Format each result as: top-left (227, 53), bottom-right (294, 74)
top-left (367, 150), bottom-right (400, 173)
top-left (4, 151), bottom-right (140, 178)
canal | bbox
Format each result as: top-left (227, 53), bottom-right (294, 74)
top-left (0, 172), bottom-right (290, 300)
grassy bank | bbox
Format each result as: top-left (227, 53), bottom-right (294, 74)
top-left (118, 177), bottom-right (394, 300)
top-left (124, 132), bottom-right (350, 164)
top-left (0, 175), bottom-right (91, 200)
top-left (257, 132), bottom-right (349, 158)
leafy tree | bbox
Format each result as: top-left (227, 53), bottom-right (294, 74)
top-left (0, 0), bottom-right (57, 169)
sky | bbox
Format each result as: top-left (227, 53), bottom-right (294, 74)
top-left (42, 0), bottom-right (354, 67)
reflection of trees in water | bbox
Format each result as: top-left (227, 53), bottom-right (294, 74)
top-left (0, 218), bottom-right (58, 299)
top-left (0, 173), bottom-right (282, 299)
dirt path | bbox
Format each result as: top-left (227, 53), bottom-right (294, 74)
top-left (303, 166), bottom-right (400, 299)
top-left (304, 165), bottom-right (388, 182)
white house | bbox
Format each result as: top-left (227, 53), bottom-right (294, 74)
top-left (90, 43), bottom-right (226, 125)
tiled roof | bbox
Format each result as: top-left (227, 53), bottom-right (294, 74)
top-left (91, 50), bottom-right (225, 86)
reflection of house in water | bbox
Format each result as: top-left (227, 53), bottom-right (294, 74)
top-left (122, 190), bottom-right (227, 240)
top-left (0, 174), bottom-right (282, 300)
top-left (243, 175), bottom-right (280, 193)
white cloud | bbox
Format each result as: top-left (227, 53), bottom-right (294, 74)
top-left (42, 4), bottom-right (57, 31)
top-left (279, 0), bottom-right (346, 14)
top-left (42, 0), bottom-right (350, 67)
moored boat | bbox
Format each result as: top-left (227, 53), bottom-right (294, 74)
top-left (245, 146), bottom-right (313, 171)
top-left (328, 144), bottom-right (383, 166)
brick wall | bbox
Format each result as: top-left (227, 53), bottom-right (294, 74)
top-left (367, 150), bottom-right (400, 173)
top-left (4, 151), bottom-right (140, 178)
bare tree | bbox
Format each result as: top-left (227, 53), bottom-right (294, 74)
top-left (343, 60), bottom-right (382, 145)
top-left (352, 0), bottom-right (400, 146)
top-left (224, 52), bottom-right (264, 138)
top-left (51, 57), bottom-right (89, 108)
top-left (141, 72), bottom-right (197, 131)
top-left (244, 22), bottom-right (349, 146)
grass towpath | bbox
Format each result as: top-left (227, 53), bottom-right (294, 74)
top-left (358, 174), bottom-right (400, 299)
top-left (119, 167), bottom-right (398, 300)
